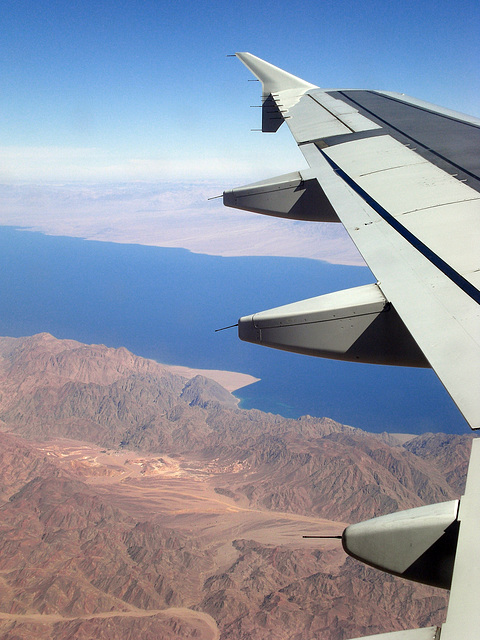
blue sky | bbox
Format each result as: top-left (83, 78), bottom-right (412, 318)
top-left (1, 0), bottom-right (479, 182)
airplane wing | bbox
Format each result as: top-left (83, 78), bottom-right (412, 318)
top-left (223, 53), bottom-right (480, 640)
top-left (224, 52), bottom-right (480, 431)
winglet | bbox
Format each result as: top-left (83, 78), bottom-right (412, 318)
top-left (235, 52), bottom-right (316, 95)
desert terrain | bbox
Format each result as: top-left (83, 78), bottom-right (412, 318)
top-left (0, 333), bottom-right (472, 639)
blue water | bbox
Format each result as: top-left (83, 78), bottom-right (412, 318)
top-left (0, 227), bottom-right (466, 434)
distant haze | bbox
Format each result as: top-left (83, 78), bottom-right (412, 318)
top-left (0, 182), bottom-right (363, 265)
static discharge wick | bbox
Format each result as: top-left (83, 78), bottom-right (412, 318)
top-left (215, 324), bottom-right (239, 333)
top-left (302, 536), bottom-right (342, 540)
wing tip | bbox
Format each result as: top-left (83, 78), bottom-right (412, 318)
top-left (234, 52), bottom-right (316, 94)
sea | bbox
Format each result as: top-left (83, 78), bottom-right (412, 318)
top-left (0, 226), bottom-right (466, 435)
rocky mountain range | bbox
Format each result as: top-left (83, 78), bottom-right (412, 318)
top-left (0, 333), bottom-right (473, 639)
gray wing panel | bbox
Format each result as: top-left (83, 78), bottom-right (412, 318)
top-left (328, 90), bottom-right (480, 192)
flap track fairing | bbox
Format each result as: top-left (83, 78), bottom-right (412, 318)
top-left (223, 171), bottom-right (340, 222)
top-left (238, 283), bottom-right (429, 367)
top-left (343, 500), bottom-right (460, 589)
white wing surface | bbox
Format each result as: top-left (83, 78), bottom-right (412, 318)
top-left (224, 53), bottom-right (480, 640)
top-left (227, 52), bottom-right (480, 431)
